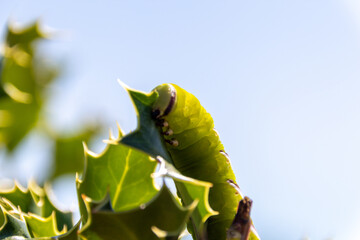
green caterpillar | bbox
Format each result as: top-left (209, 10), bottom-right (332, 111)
top-left (151, 84), bottom-right (243, 240)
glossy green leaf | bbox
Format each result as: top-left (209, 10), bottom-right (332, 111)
top-left (0, 181), bottom-right (76, 239)
top-left (77, 128), bottom-right (158, 223)
top-left (0, 197), bottom-right (21, 231)
top-left (0, 206), bottom-right (4, 228)
top-left (0, 97), bottom-right (39, 152)
top-left (39, 192), bottom-right (73, 232)
top-left (55, 220), bottom-right (81, 240)
top-left (6, 22), bottom-right (45, 51)
top-left (155, 158), bottom-right (218, 238)
top-left (24, 212), bottom-right (66, 238)
top-left (0, 181), bottom-right (73, 231)
top-left (0, 22), bottom-right (56, 151)
top-left (0, 57), bottom-right (5, 98)
top-left (0, 208), bottom-right (30, 239)
top-left (79, 184), bottom-right (195, 240)
top-left (119, 82), bottom-right (171, 162)
top-left (51, 125), bottom-right (100, 179)
top-left (0, 184), bottom-right (34, 213)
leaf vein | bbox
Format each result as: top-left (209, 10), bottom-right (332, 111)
top-left (112, 150), bottom-right (131, 207)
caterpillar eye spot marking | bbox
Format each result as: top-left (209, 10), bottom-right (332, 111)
top-left (152, 84), bottom-right (176, 117)
top-left (165, 138), bottom-right (179, 147)
top-left (163, 90), bottom-right (176, 116)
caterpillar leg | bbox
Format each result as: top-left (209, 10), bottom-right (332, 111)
top-left (165, 138), bottom-right (179, 147)
top-left (154, 118), bottom-right (169, 128)
top-left (163, 128), bottom-right (173, 136)
top-left (151, 109), bottom-right (161, 119)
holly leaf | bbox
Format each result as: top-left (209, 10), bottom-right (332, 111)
top-left (0, 181), bottom-right (76, 239)
top-left (55, 220), bottom-right (81, 240)
top-left (0, 208), bottom-right (30, 239)
top-left (0, 21), bottom-right (56, 152)
top-left (6, 22), bottom-right (45, 52)
top-left (154, 158), bottom-right (218, 238)
top-left (0, 183), bottom-right (34, 213)
top-left (0, 205), bottom-right (4, 228)
top-left (119, 82), bottom-right (172, 162)
top-left (0, 199), bottom-right (31, 239)
top-left (24, 212), bottom-right (66, 238)
top-left (38, 191), bottom-right (73, 232)
top-left (79, 184), bottom-right (195, 240)
top-left (0, 98), bottom-right (39, 152)
top-left (51, 124), bottom-right (100, 179)
top-left (77, 127), bottom-right (158, 223)
top-left (0, 181), bottom-right (73, 231)
top-left (0, 57), bottom-right (5, 99)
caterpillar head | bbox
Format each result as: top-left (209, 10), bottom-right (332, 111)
top-left (152, 84), bottom-right (176, 119)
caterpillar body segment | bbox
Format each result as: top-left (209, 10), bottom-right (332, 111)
top-left (152, 83), bottom-right (242, 240)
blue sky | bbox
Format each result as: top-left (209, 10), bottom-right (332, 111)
top-left (1, 1), bottom-right (360, 239)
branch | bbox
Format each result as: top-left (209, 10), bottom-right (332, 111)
top-left (226, 196), bottom-right (253, 240)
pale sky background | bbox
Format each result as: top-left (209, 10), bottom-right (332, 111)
top-left (1, 1), bottom-right (360, 239)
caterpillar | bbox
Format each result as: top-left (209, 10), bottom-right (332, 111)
top-left (151, 83), bottom-right (243, 240)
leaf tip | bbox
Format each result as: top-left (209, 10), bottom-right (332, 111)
top-left (108, 128), bottom-right (115, 140)
top-left (115, 121), bottom-right (124, 138)
top-left (13, 180), bottom-right (27, 193)
top-left (151, 226), bottom-right (167, 238)
top-left (82, 141), bottom-right (90, 156)
top-left (102, 139), bottom-right (118, 147)
top-left (117, 79), bottom-right (130, 91)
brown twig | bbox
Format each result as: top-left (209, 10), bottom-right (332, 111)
top-left (226, 196), bottom-right (253, 240)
